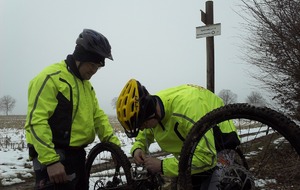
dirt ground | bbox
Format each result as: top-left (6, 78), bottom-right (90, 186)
top-left (0, 177), bottom-right (176, 190)
top-left (1, 178), bottom-right (35, 190)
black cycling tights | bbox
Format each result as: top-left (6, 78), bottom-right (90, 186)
top-left (34, 148), bottom-right (87, 190)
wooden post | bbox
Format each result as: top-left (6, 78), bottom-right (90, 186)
top-left (201, 1), bottom-right (215, 92)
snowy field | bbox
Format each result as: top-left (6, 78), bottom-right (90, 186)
top-left (0, 116), bottom-right (296, 189)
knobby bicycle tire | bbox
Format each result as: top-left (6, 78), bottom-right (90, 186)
top-left (85, 142), bottom-right (133, 189)
top-left (178, 103), bottom-right (300, 190)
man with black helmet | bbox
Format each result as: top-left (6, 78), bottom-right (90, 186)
top-left (25, 29), bottom-right (120, 190)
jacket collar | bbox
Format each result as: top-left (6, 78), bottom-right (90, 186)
top-left (65, 54), bottom-right (83, 80)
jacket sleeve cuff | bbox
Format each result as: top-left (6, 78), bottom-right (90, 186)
top-left (46, 160), bottom-right (60, 167)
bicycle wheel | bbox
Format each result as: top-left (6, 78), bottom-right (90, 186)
top-left (85, 142), bottom-right (133, 189)
top-left (178, 103), bottom-right (300, 190)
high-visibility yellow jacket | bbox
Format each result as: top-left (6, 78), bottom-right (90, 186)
top-left (25, 60), bottom-right (120, 165)
top-left (131, 84), bottom-right (238, 177)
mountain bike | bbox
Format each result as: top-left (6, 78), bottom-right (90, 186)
top-left (177, 103), bottom-right (300, 190)
top-left (85, 142), bottom-right (165, 190)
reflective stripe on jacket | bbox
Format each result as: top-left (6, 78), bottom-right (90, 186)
top-left (131, 84), bottom-right (238, 177)
top-left (25, 61), bottom-right (120, 165)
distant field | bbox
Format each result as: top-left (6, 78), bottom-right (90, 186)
top-left (0, 115), bottom-right (124, 132)
top-left (0, 115), bottom-right (26, 129)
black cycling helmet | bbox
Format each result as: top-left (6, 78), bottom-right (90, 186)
top-left (76, 29), bottom-right (113, 60)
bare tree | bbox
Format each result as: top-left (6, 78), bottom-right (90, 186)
top-left (0, 95), bottom-right (16, 115)
top-left (240, 0), bottom-right (300, 120)
top-left (245, 91), bottom-right (266, 107)
top-left (218, 89), bottom-right (238, 105)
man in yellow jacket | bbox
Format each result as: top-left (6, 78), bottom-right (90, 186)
top-left (116, 79), bottom-right (240, 189)
top-left (25, 29), bottom-right (120, 190)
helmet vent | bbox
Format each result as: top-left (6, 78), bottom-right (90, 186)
top-left (122, 109), bottom-right (126, 117)
top-left (124, 96), bottom-right (128, 104)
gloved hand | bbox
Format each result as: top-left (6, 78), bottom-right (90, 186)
top-left (47, 162), bottom-right (68, 184)
top-left (144, 157), bottom-right (162, 174)
top-left (133, 148), bottom-right (146, 165)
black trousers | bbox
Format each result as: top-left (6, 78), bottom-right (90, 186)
top-left (33, 148), bottom-right (87, 190)
top-left (191, 168), bottom-right (215, 190)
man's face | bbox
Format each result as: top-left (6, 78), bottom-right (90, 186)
top-left (140, 117), bottom-right (159, 130)
top-left (78, 62), bottom-right (102, 80)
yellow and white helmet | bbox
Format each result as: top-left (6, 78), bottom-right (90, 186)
top-left (116, 79), bottom-right (156, 137)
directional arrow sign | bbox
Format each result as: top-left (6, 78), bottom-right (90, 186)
top-left (196, 23), bottom-right (221, 39)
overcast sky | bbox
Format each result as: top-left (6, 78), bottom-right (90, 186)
top-left (0, 0), bottom-right (259, 115)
